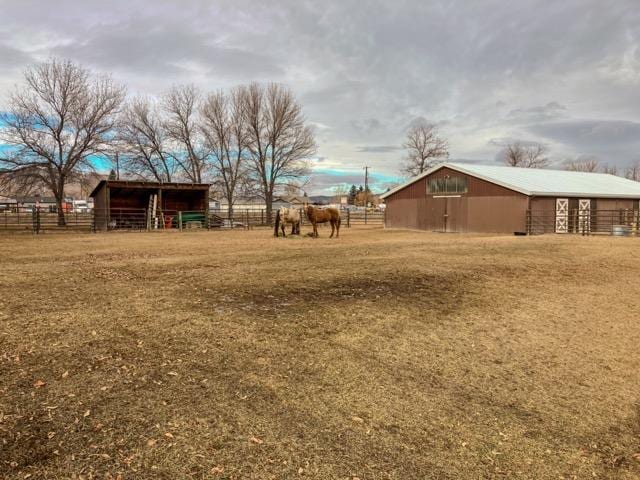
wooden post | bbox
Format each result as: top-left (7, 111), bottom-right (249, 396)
top-left (347, 209), bottom-right (351, 228)
top-left (178, 211), bottom-right (183, 231)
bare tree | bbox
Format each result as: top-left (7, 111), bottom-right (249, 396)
top-left (241, 83), bottom-right (315, 223)
top-left (503, 142), bottom-right (550, 168)
top-left (284, 181), bottom-right (306, 197)
top-left (402, 123), bottom-right (449, 177)
top-left (564, 158), bottom-right (600, 172)
top-left (0, 168), bottom-right (47, 197)
top-left (601, 164), bottom-right (618, 175)
top-left (117, 96), bottom-right (175, 182)
top-left (626, 161), bottom-right (640, 181)
top-left (0, 59), bottom-right (125, 224)
top-left (201, 89), bottom-right (250, 220)
top-left (332, 184), bottom-right (349, 204)
top-left (163, 85), bottom-right (210, 183)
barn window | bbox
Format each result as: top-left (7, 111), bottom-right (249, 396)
top-left (427, 176), bottom-right (467, 194)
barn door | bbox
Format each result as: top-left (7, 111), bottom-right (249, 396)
top-left (445, 197), bottom-right (466, 233)
top-left (555, 198), bottom-right (568, 233)
top-left (578, 199), bottom-right (591, 234)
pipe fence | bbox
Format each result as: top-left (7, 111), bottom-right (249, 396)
top-left (527, 208), bottom-right (640, 236)
top-left (0, 206), bottom-right (384, 234)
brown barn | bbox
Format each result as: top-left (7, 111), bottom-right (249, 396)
top-left (90, 180), bottom-right (209, 231)
top-left (380, 163), bottom-right (640, 234)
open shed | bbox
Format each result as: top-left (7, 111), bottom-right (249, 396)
top-left (90, 180), bottom-right (210, 231)
top-left (381, 163), bottom-right (640, 235)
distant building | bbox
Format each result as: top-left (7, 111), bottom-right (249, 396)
top-left (14, 196), bottom-right (73, 213)
top-left (215, 194), bottom-right (313, 212)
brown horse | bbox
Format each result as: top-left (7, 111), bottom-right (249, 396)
top-left (305, 205), bottom-right (341, 238)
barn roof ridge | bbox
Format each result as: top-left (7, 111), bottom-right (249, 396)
top-left (380, 162), bottom-right (640, 199)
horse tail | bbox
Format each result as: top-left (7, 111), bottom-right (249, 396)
top-left (274, 210), bottom-right (280, 237)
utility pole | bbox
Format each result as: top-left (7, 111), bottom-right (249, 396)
top-left (364, 165), bottom-right (369, 225)
top-left (115, 152), bottom-right (120, 180)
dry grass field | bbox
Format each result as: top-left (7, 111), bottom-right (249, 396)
top-left (1, 227), bottom-right (639, 479)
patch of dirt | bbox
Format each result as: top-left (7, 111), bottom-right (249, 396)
top-left (1, 229), bottom-right (639, 479)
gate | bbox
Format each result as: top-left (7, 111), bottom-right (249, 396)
top-left (555, 198), bottom-right (568, 233)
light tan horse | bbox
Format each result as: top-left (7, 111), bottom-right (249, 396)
top-left (305, 205), bottom-right (341, 238)
top-left (274, 207), bottom-right (301, 237)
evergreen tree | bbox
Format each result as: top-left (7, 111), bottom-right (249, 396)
top-left (348, 184), bottom-right (357, 205)
top-left (108, 169), bottom-right (117, 181)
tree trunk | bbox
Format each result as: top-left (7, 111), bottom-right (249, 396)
top-left (265, 190), bottom-right (273, 226)
top-left (55, 195), bottom-right (66, 226)
top-left (53, 178), bottom-right (67, 226)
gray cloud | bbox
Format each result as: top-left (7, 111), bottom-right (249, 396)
top-left (1, 0), bottom-right (639, 192)
top-left (529, 119), bottom-right (640, 147)
top-left (507, 102), bottom-right (568, 123)
top-left (527, 119), bottom-right (640, 162)
top-left (356, 145), bottom-right (403, 153)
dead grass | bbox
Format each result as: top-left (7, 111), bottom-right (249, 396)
top-left (1, 227), bottom-right (639, 479)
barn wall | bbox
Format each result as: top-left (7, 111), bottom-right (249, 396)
top-left (528, 196), bottom-right (640, 234)
top-left (593, 198), bottom-right (635, 210)
top-left (385, 198), bottom-right (420, 230)
top-left (384, 168), bottom-right (528, 233)
top-left (466, 196), bottom-right (529, 233)
top-left (92, 183), bottom-right (108, 231)
top-left (428, 167), bottom-right (521, 196)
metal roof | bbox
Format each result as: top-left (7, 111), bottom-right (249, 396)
top-left (380, 162), bottom-right (640, 199)
top-left (89, 180), bottom-right (210, 198)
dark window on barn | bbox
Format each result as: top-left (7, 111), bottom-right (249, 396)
top-left (427, 176), bottom-right (467, 194)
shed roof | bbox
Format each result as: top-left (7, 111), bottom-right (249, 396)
top-left (380, 162), bottom-right (640, 199)
top-left (90, 180), bottom-right (209, 198)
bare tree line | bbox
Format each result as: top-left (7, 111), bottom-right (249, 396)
top-left (500, 141), bottom-right (640, 180)
top-left (564, 157), bottom-right (640, 180)
top-left (502, 142), bottom-right (550, 168)
top-left (0, 59), bottom-right (315, 224)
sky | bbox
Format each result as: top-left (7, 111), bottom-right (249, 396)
top-left (1, 0), bottom-right (639, 194)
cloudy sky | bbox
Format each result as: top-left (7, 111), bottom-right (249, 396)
top-left (1, 0), bottom-right (639, 193)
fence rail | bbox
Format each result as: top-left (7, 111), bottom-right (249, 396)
top-left (527, 208), bottom-right (640, 235)
top-left (0, 206), bottom-right (384, 234)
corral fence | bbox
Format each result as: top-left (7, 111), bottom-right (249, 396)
top-left (0, 206), bottom-right (384, 234)
top-left (527, 208), bottom-right (640, 236)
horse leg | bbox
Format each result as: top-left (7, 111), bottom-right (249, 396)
top-left (330, 220), bottom-right (335, 238)
top-left (336, 217), bottom-right (341, 238)
top-left (313, 221), bottom-right (318, 237)
top-left (281, 223), bottom-right (286, 237)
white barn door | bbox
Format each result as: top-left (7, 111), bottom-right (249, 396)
top-left (555, 198), bottom-right (568, 233)
top-left (578, 199), bottom-right (591, 234)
